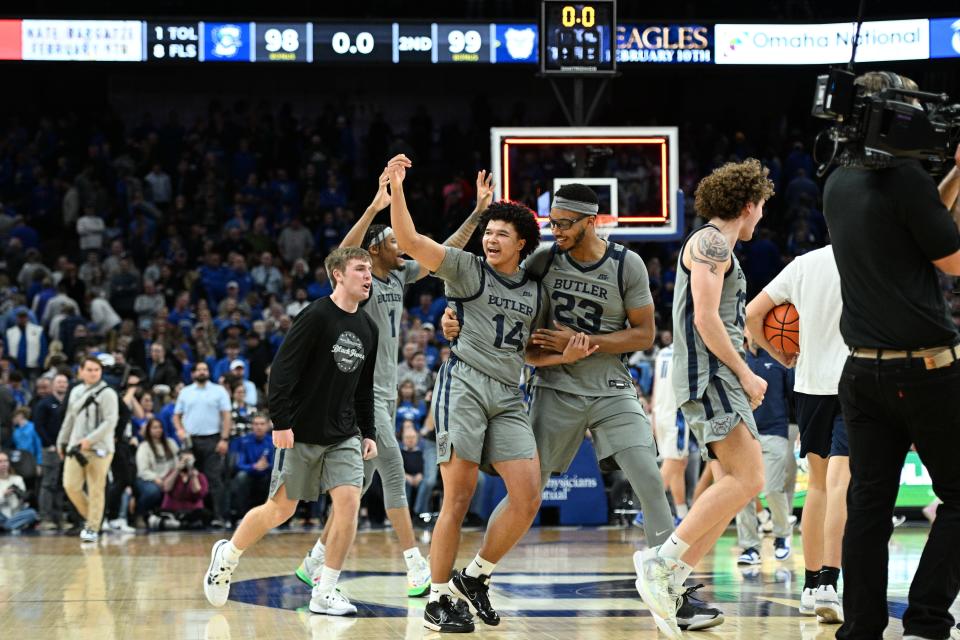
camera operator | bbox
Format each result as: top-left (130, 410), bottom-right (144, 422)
top-left (56, 356), bottom-right (119, 543)
top-left (824, 71), bottom-right (960, 640)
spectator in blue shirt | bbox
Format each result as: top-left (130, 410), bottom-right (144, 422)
top-left (395, 380), bottom-right (428, 435)
top-left (736, 340), bottom-right (796, 564)
top-left (12, 407), bottom-right (42, 465)
top-left (229, 413), bottom-right (273, 520)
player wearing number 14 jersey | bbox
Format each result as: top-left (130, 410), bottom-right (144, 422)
top-left (387, 155), bottom-right (595, 633)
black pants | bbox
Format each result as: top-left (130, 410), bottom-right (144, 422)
top-left (230, 471), bottom-right (270, 519)
top-left (837, 356), bottom-right (960, 640)
top-left (191, 435), bottom-right (225, 520)
top-left (106, 443), bottom-right (136, 520)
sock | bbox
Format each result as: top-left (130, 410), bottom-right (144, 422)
top-left (403, 547), bottom-right (423, 571)
top-left (804, 568), bottom-right (821, 590)
top-left (429, 582), bottom-right (450, 603)
top-left (465, 554), bottom-right (497, 579)
top-left (316, 566), bottom-right (340, 595)
top-left (223, 541), bottom-right (243, 563)
top-left (311, 539), bottom-right (326, 559)
top-left (818, 566), bottom-right (840, 588)
top-left (657, 533), bottom-right (691, 561)
top-left (675, 504), bottom-right (689, 518)
top-left (672, 559), bottom-right (694, 588)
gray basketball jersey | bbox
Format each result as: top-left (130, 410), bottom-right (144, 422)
top-left (671, 224), bottom-right (748, 403)
top-left (434, 247), bottom-right (546, 387)
top-left (525, 241), bottom-right (653, 397)
top-left (359, 260), bottom-right (421, 402)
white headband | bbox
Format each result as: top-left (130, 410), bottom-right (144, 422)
top-left (368, 226), bottom-right (393, 248)
top-left (552, 196), bottom-right (599, 215)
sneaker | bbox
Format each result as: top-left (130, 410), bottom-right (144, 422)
top-left (296, 551), bottom-right (324, 588)
top-left (892, 515), bottom-right (907, 528)
top-left (951, 623), bottom-right (960, 640)
top-left (632, 511), bottom-right (644, 527)
top-left (450, 569), bottom-right (500, 626)
top-left (633, 549), bottom-right (682, 639)
top-left (147, 514), bottom-right (163, 530)
top-left (407, 558), bottom-right (431, 598)
top-left (737, 548), bottom-right (761, 565)
top-left (203, 539), bottom-right (238, 607)
top-left (37, 520), bottom-right (60, 532)
top-left (79, 527), bottom-right (99, 543)
top-left (107, 518), bottom-right (136, 533)
top-left (162, 514), bottom-right (181, 530)
top-left (423, 594), bottom-right (475, 633)
top-left (815, 584), bottom-right (843, 623)
top-left (676, 583), bottom-right (724, 631)
top-left (309, 587), bottom-right (357, 616)
top-left (799, 587), bottom-right (817, 615)
top-left (774, 537), bottom-right (791, 561)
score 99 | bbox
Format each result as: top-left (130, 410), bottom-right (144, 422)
top-left (447, 29), bottom-right (482, 54)
top-left (561, 5), bottom-right (596, 28)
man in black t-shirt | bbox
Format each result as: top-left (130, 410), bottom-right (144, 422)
top-left (202, 247), bottom-right (379, 617)
top-left (824, 71), bottom-right (960, 640)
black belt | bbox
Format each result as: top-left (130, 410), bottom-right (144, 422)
top-left (191, 433), bottom-right (221, 439)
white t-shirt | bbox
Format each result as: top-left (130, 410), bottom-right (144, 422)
top-left (652, 345), bottom-right (678, 430)
top-left (764, 246), bottom-right (847, 395)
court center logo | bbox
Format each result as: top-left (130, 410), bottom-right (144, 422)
top-left (331, 331), bottom-right (365, 372)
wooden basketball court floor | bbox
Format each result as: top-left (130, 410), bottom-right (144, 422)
top-left (0, 525), bottom-right (945, 639)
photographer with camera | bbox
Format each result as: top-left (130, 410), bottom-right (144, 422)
top-left (156, 449), bottom-right (211, 530)
top-left (56, 356), bottom-right (118, 543)
top-left (824, 71), bottom-right (960, 640)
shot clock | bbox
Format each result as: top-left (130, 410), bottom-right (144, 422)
top-left (540, 0), bottom-right (616, 74)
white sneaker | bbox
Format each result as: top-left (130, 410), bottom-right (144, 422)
top-left (737, 548), bottom-right (761, 565)
top-left (815, 584), bottom-right (843, 623)
top-left (79, 527), bottom-right (99, 543)
top-left (107, 518), bottom-right (136, 533)
top-left (799, 587), bottom-right (816, 615)
top-left (774, 537), bottom-right (791, 561)
top-left (407, 557), bottom-right (431, 597)
top-left (204, 539), bottom-right (238, 607)
top-left (309, 588), bottom-right (358, 616)
top-left (147, 514), bottom-right (162, 530)
top-left (633, 549), bottom-right (682, 639)
top-left (297, 550), bottom-right (325, 587)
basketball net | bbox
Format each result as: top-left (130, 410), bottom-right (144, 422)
top-left (595, 214), bottom-right (617, 241)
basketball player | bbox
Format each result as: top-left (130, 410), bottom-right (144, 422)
top-left (634, 159), bottom-right (772, 638)
top-left (203, 247), bottom-right (379, 616)
top-left (653, 342), bottom-right (691, 520)
top-left (443, 183), bottom-right (722, 632)
top-left (294, 166), bottom-right (496, 598)
top-left (387, 156), bottom-right (595, 633)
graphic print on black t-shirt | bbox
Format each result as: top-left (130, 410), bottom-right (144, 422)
top-left (331, 331), bottom-right (366, 372)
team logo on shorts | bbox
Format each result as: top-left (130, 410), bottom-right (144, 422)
top-left (710, 415), bottom-right (735, 436)
top-left (331, 331), bottom-right (365, 372)
top-left (437, 433), bottom-right (449, 457)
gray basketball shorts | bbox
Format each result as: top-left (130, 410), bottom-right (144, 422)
top-left (362, 399), bottom-right (408, 509)
top-left (431, 356), bottom-right (536, 472)
top-left (268, 436), bottom-right (364, 502)
top-left (680, 376), bottom-right (759, 461)
top-left (531, 386), bottom-right (655, 474)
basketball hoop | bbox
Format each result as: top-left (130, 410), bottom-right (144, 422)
top-left (595, 214), bottom-right (617, 240)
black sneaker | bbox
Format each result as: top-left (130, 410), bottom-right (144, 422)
top-left (676, 584), bottom-right (724, 631)
top-left (424, 595), bottom-right (475, 633)
top-left (450, 569), bottom-right (500, 626)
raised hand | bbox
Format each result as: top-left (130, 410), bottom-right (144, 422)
top-left (369, 171), bottom-right (391, 212)
top-left (476, 170), bottom-right (495, 211)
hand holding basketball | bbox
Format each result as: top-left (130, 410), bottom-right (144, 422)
top-left (763, 303), bottom-right (800, 366)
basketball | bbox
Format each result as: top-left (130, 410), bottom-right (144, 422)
top-left (763, 303), bottom-right (800, 355)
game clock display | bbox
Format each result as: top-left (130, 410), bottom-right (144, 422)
top-left (541, 0), bottom-right (616, 74)
top-left (313, 23), bottom-right (392, 63)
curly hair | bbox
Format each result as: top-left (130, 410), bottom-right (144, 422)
top-left (480, 201), bottom-right (541, 261)
top-left (694, 158), bottom-right (775, 221)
